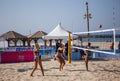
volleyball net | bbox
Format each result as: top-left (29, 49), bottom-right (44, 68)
top-left (72, 28), bottom-right (120, 55)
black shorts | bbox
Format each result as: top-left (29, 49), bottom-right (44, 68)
top-left (34, 51), bottom-right (39, 54)
top-left (39, 55), bottom-right (41, 59)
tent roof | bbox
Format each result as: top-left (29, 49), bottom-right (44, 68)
top-left (43, 23), bottom-right (70, 39)
top-left (28, 31), bottom-right (47, 39)
top-left (0, 31), bottom-right (27, 40)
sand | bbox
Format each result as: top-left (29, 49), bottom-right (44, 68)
top-left (0, 59), bottom-right (120, 81)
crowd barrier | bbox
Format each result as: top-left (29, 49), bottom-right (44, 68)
top-left (93, 50), bottom-right (120, 59)
top-left (2, 46), bottom-right (118, 63)
top-left (71, 50), bottom-right (93, 60)
top-left (0, 51), bottom-right (34, 63)
top-left (72, 49), bottom-right (120, 60)
top-left (0, 47), bottom-right (34, 52)
top-left (0, 46), bottom-right (56, 52)
top-left (0, 52), bottom-right (1, 63)
top-left (0, 48), bottom-right (55, 63)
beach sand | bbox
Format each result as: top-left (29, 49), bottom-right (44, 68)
top-left (0, 59), bottom-right (120, 81)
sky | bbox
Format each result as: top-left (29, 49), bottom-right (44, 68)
top-left (0, 0), bottom-right (120, 35)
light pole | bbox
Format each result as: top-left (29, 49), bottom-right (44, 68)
top-left (84, 2), bottom-right (92, 43)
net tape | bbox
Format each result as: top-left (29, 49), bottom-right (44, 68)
top-left (72, 46), bottom-right (116, 55)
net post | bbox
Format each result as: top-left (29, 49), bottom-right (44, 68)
top-left (68, 32), bottom-right (71, 63)
top-left (113, 29), bottom-right (116, 54)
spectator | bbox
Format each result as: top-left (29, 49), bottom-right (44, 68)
top-left (118, 41), bottom-right (120, 50)
top-left (110, 42), bottom-right (114, 49)
top-left (65, 41), bottom-right (68, 56)
top-left (56, 40), bottom-right (60, 53)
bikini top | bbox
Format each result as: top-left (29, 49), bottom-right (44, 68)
top-left (57, 50), bottom-right (63, 53)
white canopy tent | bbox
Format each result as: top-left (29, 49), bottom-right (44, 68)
top-left (43, 23), bottom-right (72, 39)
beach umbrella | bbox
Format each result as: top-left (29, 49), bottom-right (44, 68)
top-left (68, 32), bottom-right (71, 63)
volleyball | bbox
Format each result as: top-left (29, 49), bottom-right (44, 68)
top-left (98, 24), bottom-right (102, 28)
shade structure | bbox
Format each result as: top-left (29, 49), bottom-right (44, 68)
top-left (0, 31), bottom-right (27, 47)
top-left (28, 31), bottom-right (47, 39)
top-left (43, 23), bottom-right (71, 39)
top-left (0, 31), bottom-right (27, 40)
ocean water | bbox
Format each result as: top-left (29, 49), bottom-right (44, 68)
top-left (82, 38), bottom-right (120, 42)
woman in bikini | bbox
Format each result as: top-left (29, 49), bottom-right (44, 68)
top-left (85, 42), bottom-right (91, 71)
top-left (56, 43), bottom-right (66, 71)
top-left (30, 43), bottom-right (44, 76)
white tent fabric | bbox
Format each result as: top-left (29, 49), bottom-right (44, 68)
top-left (43, 23), bottom-right (70, 39)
